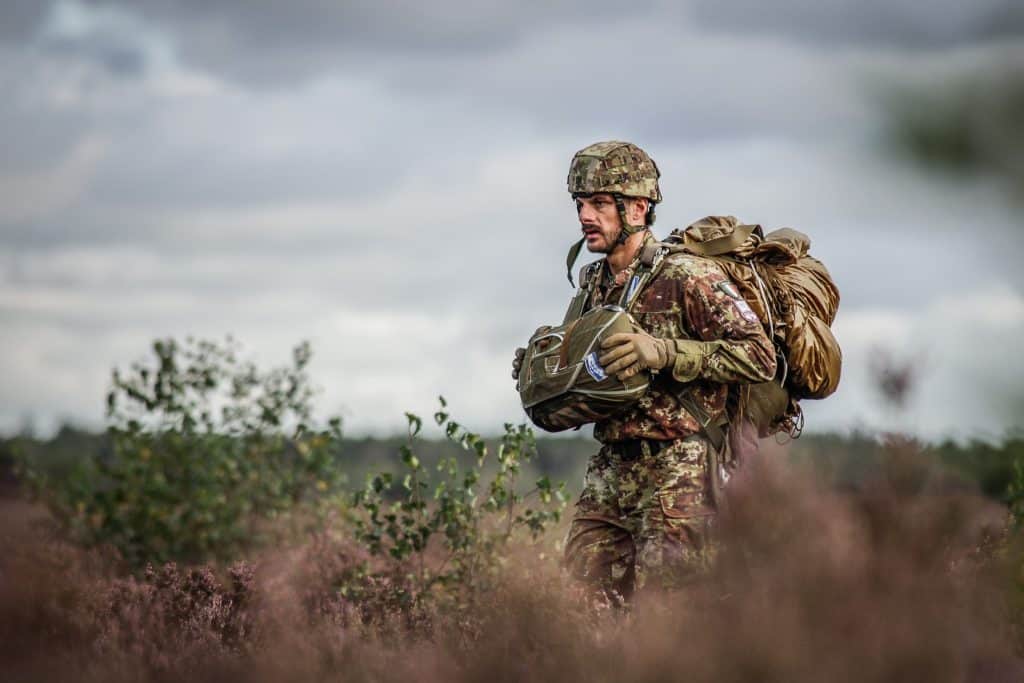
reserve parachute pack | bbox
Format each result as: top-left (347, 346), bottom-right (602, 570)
top-left (652, 215), bottom-right (841, 437)
top-left (517, 305), bottom-right (650, 432)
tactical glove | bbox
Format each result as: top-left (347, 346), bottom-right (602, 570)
top-left (598, 329), bottom-right (676, 381)
top-left (512, 326), bottom-right (553, 381)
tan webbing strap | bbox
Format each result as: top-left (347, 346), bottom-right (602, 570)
top-left (620, 243), bottom-right (669, 311)
top-left (676, 391), bottom-right (727, 454)
top-left (562, 288), bottom-right (588, 325)
top-left (706, 431), bottom-right (726, 513)
top-left (639, 241), bottom-right (662, 268)
top-left (675, 390), bottom-right (729, 511)
top-left (562, 263), bottom-right (598, 324)
top-left (620, 270), bottom-right (653, 310)
top-left (683, 224), bottom-right (757, 257)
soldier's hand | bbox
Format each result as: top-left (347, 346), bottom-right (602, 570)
top-left (599, 331), bottom-right (675, 380)
top-left (512, 347), bottom-right (526, 381)
top-left (513, 326), bottom-right (554, 382)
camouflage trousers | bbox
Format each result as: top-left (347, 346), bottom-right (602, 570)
top-left (564, 435), bottom-right (719, 604)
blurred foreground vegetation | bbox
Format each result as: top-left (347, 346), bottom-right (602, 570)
top-left (2, 337), bottom-right (1024, 681)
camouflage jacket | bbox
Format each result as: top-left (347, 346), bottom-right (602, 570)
top-left (587, 233), bottom-right (777, 443)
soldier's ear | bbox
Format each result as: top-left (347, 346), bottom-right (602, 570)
top-left (628, 198), bottom-right (649, 225)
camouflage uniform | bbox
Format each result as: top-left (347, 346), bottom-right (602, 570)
top-left (564, 232), bottom-right (777, 602)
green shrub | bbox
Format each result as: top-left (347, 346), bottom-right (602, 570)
top-left (21, 337), bottom-right (346, 566)
top-left (18, 336), bottom-right (567, 581)
top-left (350, 397), bottom-right (567, 605)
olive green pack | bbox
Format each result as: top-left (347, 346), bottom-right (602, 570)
top-left (517, 304), bottom-right (650, 433)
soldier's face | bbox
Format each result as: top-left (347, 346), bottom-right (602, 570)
top-left (575, 193), bottom-right (622, 253)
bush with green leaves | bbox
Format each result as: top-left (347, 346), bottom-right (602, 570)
top-left (350, 397), bottom-right (567, 603)
top-left (21, 337), bottom-right (346, 566)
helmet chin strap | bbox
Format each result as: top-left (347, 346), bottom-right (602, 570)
top-left (565, 194), bottom-right (645, 286)
top-left (613, 195), bottom-right (643, 246)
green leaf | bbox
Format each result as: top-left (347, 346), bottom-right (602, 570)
top-left (405, 412), bottom-right (423, 437)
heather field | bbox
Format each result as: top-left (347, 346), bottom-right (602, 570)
top-left (3, 339), bottom-right (1024, 682)
top-left (4, 431), bottom-right (1024, 682)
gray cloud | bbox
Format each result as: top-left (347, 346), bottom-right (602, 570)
top-left (689, 0), bottom-right (1024, 48)
top-left (1, 0), bottom-right (1022, 439)
top-left (82, 0), bottom-right (649, 86)
top-left (40, 0), bottom-right (1024, 91)
top-left (0, 0), bottom-right (55, 42)
top-left (55, 2), bottom-right (872, 145)
top-left (0, 48), bottom-right (98, 172)
top-left (44, 29), bottom-right (148, 77)
top-left (363, 18), bottom-right (875, 145)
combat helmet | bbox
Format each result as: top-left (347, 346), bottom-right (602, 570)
top-left (565, 141), bottom-right (661, 285)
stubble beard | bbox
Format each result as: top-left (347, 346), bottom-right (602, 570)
top-left (586, 226), bottom-right (623, 255)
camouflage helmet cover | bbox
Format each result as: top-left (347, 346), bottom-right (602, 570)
top-left (567, 140), bottom-right (662, 203)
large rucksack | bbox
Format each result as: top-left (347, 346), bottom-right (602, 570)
top-left (645, 215), bottom-right (842, 438)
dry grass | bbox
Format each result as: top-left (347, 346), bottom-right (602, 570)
top-left (2, 443), bottom-right (1022, 683)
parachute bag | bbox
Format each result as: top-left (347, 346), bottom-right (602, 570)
top-left (517, 305), bottom-right (650, 433)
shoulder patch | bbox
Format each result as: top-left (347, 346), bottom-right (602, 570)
top-left (714, 280), bottom-right (760, 323)
top-left (716, 281), bottom-right (741, 300)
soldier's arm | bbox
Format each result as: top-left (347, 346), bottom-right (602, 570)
top-left (669, 265), bottom-right (777, 385)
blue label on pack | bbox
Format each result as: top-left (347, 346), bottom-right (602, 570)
top-left (584, 352), bottom-right (608, 382)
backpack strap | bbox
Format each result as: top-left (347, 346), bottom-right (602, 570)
top-left (620, 242), bottom-right (671, 311)
top-left (562, 261), bottom-right (600, 324)
top-left (640, 241), bottom-right (663, 268)
top-left (675, 390), bottom-right (727, 453)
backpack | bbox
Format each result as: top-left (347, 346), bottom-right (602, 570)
top-left (643, 215), bottom-right (842, 438)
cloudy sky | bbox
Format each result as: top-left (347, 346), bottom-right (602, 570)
top-left (2, 0), bottom-right (1022, 441)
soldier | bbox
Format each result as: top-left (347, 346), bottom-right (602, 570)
top-left (513, 141), bottom-right (777, 605)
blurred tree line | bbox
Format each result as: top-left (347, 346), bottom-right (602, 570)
top-left (5, 421), bottom-right (1023, 506)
